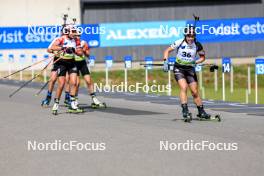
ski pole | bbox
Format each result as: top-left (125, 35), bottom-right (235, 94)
top-left (140, 63), bottom-right (217, 67)
top-left (1, 57), bottom-right (51, 79)
top-left (33, 54), bottom-right (65, 96)
top-left (192, 14), bottom-right (200, 27)
top-left (9, 58), bottom-right (61, 98)
top-left (35, 80), bottom-right (50, 96)
top-left (140, 63), bottom-right (218, 71)
top-left (61, 14), bottom-right (68, 32)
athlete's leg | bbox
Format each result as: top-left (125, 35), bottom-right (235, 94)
top-left (69, 72), bottom-right (77, 97)
top-left (54, 62), bottom-right (67, 100)
top-left (84, 75), bottom-right (102, 105)
top-left (174, 66), bottom-right (191, 119)
top-left (55, 76), bottom-right (66, 99)
top-left (68, 72), bottom-right (83, 112)
top-left (48, 71), bottom-right (58, 92)
top-left (65, 72), bottom-right (70, 92)
top-left (75, 75), bottom-right (80, 106)
top-left (177, 79), bottom-right (188, 104)
top-left (41, 71), bottom-right (58, 106)
top-left (76, 75), bottom-right (80, 96)
top-left (177, 78), bottom-right (191, 119)
top-left (77, 62), bottom-right (103, 105)
top-left (51, 75), bottom-right (66, 114)
top-left (188, 82), bottom-right (202, 106)
top-left (78, 61), bottom-right (94, 94)
top-left (51, 61), bottom-right (67, 114)
top-left (83, 75), bottom-right (94, 94)
top-left (189, 82), bottom-right (210, 119)
top-left (64, 72), bottom-right (70, 105)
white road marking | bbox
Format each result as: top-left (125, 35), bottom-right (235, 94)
top-left (145, 95), bottom-right (159, 98)
top-left (229, 103), bottom-right (246, 107)
top-left (123, 93), bottom-right (136, 96)
top-left (203, 101), bottom-right (214, 104)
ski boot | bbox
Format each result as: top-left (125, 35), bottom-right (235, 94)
top-left (197, 112), bottom-right (221, 121)
top-left (67, 98), bottom-right (84, 113)
top-left (91, 96), bottom-right (106, 109)
top-left (64, 92), bottom-right (70, 107)
top-left (197, 105), bottom-right (211, 120)
top-left (181, 104), bottom-right (192, 122)
top-left (41, 96), bottom-right (51, 107)
top-left (64, 98), bottom-right (70, 107)
top-left (52, 99), bottom-right (59, 115)
top-left (197, 111), bottom-right (211, 119)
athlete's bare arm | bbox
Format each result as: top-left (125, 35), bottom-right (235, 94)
top-left (83, 42), bottom-right (90, 56)
top-left (49, 39), bottom-right (64, 51)
top-left (195, 50), bottom-right (205, 64)
top-left (163, 46), bottom-right (174, 60)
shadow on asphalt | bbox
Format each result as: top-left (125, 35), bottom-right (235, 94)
top-left (79, 105), bottom-right (167, 116)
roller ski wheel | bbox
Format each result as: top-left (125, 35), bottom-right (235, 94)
top-left (197, 114), bottom-right (221, 122)
top-left (91, 102), bottom-right (107, 109)
top-left (52, 110), bottom-right (58, 115)
top-left (183, 113), bottom-right (192, 123)
top-left (67, 108), bottom-right (84, 114)
top-left (52, 103), bottom-right (59, 116)
top-left (212, 114), bottom-right (221, 122)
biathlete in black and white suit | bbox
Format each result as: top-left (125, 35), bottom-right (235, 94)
top-left (163, 26), bottom-right (211, 120)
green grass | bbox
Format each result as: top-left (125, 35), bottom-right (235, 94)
top-left (96, 65), bottom-right (264, 104)
top-left (2, 64), bottom-right (264, 104)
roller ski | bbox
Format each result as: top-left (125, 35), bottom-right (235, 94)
top-left (67, 107), bottom-right (84, 113)
top-left (197, 113), bottom-right (221, 122)
top-left (181, 104), bottom-right (192, 123)
top-left (196, 105), bottom-right (221, 122)
top-left (52, 99), bottom-right (59, 115)
top-left (91, 96), bottom-right (106, 109)
top-left (41, 91), bottom-right (52, 107)
top-left (183, 112), bottom-right (192, 123)
top-left (67, 98), bottom-right (84, 114)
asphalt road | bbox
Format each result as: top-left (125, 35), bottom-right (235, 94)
top-left (0, 81), bottom-right (263, 176)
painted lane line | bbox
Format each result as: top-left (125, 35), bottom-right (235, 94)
top-left (203, 101), bottom-right (214, 104)
top-left (145, 95), bottom-right (159, 98)
top-left (229, 103), bottom-right (246, 107)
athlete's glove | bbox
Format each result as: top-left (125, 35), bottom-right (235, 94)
top-left (210, 65), bottom-right (219, 72)
top-left (163, 60), bottom-right (169, 72)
